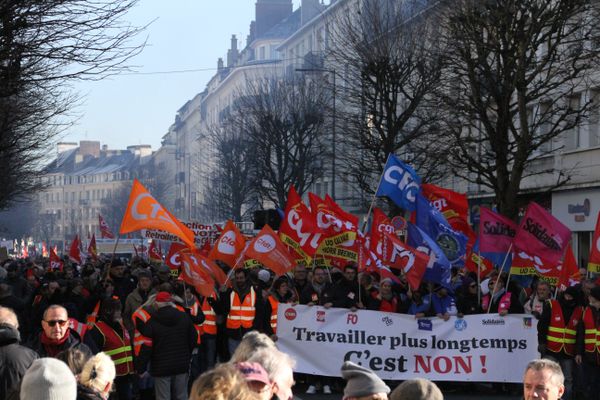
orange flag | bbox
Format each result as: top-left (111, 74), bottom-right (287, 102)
top-left (245, 225), bottom-right (296, 276)
top-left (119, 179), bottom-right (195, 249)
top-left (209, 220), bottom-right (246, 268)
top-left (179, 250), bottom-right (216, 297)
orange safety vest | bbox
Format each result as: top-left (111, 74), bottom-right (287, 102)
top-left (582, 307), bottom-right (600, 354)
top-left (226, 287), bottom-right (256, 329)
top-left (187, 298), bottom-right (203, 345)
top-left (86, 301), bottom-right (100, 328)
top-left (95, 320), bottom-right (134, 376)
top-left (268, 296), bottom-right (279, 334)
top-left (69, 318), bottom-right (87, 339)
top-left (200, 293), bottom-right (218, 335)
top-left (546, 300), bottom-right (583, 356)
top-left (131, 308), bottom-right (153, 356)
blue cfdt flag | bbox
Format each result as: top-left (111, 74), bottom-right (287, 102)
top-left (415, 193), bottom-right (467, 267)
top-left (375, 154), bottom-right (421, 212)
top-left (407, 222), bottom-right (452, 287)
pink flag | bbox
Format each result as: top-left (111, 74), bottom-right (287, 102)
top-left (479, 207), bottom-right (517, 253)
top-left (514, 202), bottom-right (571, 265)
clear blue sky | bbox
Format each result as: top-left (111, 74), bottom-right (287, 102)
top-left (63, 1), bottom-right (301, 151)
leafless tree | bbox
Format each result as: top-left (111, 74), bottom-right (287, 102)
top-left (236, 76), bottom-right (330, 208)
top-left (326, 0), bottom-right (446, 209)
top-left (202, 112), bottom-right (258, 222)
top-left (100, 182), bottom-right (130, 236)
top-left (0, 0), bottom-right (145, 209)
top-left (437, 0), bottom-right (600, 219)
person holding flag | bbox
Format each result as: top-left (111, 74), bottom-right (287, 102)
top-left (219, 268), bottom-right (265, 357)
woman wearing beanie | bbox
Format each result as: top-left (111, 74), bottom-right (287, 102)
top-left (77, 352), bottom-right (116, 400)
top-left (341, 361), bottom-right (390, 400)
top-left (20, 357), bottom-right (77, 400)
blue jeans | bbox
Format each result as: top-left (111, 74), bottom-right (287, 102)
top-left (199, 334), bottom-right (217, 373)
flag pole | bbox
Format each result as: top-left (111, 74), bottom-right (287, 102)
top-left (487, 243), bottom-right (512, 313)
top-left (105, 235), bottom-right (121, 282)
top-left (360, 154), bottom-right (390, 233)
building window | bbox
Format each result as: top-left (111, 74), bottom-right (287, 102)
top-left (564, 94), bottom-right (582, 150)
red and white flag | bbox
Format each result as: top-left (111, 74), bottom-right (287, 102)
top-left (148, 241), bottom-right (162, 261)
top-left (382, 233), bottom-right (429, 291)
top-left (588, 211), bottom-right (600, 273)
top-left (49, 247), bottom-right (64, 272)
top-left (166, 242), bottom-right (187, 277)
top-left (209, 220), bottom-right (246, 268)
top-left (98, 214), bottom-right (115, 239)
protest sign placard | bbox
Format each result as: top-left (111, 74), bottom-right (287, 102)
top-left (277, 305), bottom-right (537, 382)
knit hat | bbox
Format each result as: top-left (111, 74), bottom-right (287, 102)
top-left (235, 361), bottom-right (271, 385)
top-left (137, 269), bottom-right (152, 280)
top-left (20, 358), bottom-right (77, 400)
top-left (155, 291), bottom-right (172, 303)
top-left (390, 378), bottom-right (443, 400)
top-left (341, 361), bottom-right (390, 398)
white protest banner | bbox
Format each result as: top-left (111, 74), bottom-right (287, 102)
top-left (142, 221), bottom-right (220, 246)
top-left (277, 305), bottom-right (538, 382)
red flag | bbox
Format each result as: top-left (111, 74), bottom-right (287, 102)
top-left (511, 246), bottom-right (561, 284)
top-left (183, 249), bottom-right (227, 286)
top-left (166, 242), bottom-right (187, 277)
top-left (179, 251), bottom-right (216, 297)
top-left (479, 207), bottom-right (517, 254)
top-left (382, 233), bottom-right (429, 291)
top-left (209, 220), bottom-right (246, 268)
top-left (69, 235), bottom-right (82, 264)
top-left (588, 211), bottom-right (600, 273)
top-left (279, 186), bottom-right (323, 264)
top-left (87, 234), bottom-right (98, 261)
top-left (245, 225), bottom-right (297, 276)
top-left (369, 208), bottom-right (394, 257)
top-left (98, 214), bottom-right (115, 239)
top-left (49, 247), bottom-right (64, 272)
top-left (559, 244), bottom-right (579, 290)
top-left (148, 241), bottom-right (162, 261)
top-left (309, 193), bottom-right (359, 267)
top-left (514, 202), bottom-right (571, 265)
top-left (421, 184), bottom-right (469, 229)
top-left (198, 240), bottom-right (212, 257)
top-left (119, 179), bottom-right (195, 249)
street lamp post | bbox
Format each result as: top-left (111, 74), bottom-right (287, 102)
top-left (295, 68), bottom-right (336, 201)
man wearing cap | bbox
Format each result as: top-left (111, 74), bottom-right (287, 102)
top-left (123, 269), bottom-right (156, 332)
top-left (137, 291), bottom-right (198, 400)
top-left (27, 304), bottom-right (91, 358)
top-left (537, 286), bottom-right (582, 400)
top-left (341, 360), bottom-right (390, 400)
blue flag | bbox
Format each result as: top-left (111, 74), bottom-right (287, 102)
top-left (375, 154), bottom-right (421, 211)
top-left (407, 222), bottom-right (451, 287)
top-left (415, 193), bottom-right (467, 266)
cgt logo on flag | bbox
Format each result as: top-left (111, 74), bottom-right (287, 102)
top-left (418, 319), bottom-right (432, 331)
top-left (254, 235), bottom-right (276, 253)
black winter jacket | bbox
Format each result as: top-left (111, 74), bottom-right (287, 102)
top-left (0, 323), bottom-right (38, 400)
top-left (26, 328), bottom-right (91, 358)
top-left (139, 305), bottom-right (197, 377)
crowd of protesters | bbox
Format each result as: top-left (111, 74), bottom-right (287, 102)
top-left (0, 253), bottom-right (599, 399)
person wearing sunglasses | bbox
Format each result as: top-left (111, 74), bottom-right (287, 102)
top-left (27, 304), bottom-right (91, 358)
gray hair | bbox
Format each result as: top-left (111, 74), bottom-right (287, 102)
top-left (0, 306), bottom-right (18, 328)
top-left (42, 304), bottom-right (68, 320)
top-left (246, 348), bottom-right (296, 383)
top-left (230, 330), bottom-right (276, 363)
top-left (524, 359), bottom-right (564, 387)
